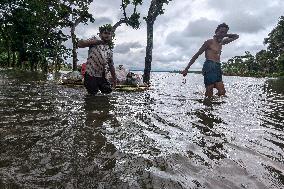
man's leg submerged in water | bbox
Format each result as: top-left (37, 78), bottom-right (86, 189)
top-left (215, 81), bottom-right (226, 96)
top-left (205, 82), bottom-right (226, 97)
top-left (205, 84), bottom-right (214, 97)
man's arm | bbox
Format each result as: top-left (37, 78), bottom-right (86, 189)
top-left (181, 41), bottom-right (209, 76)
top-left (109, 65), bottom-right (117, 88)
top-left (77, 37), bottom-right (105, 48)
top-left (222, 34), bottom-right (239, 45)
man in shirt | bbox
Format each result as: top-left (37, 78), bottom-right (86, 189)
top-left (181, 23), bottom-right (239, 97)
top-left (78, 25), bottom-right (117, 95)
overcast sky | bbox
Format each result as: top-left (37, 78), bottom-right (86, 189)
top-left (67, 0), bottom-right (284, 71)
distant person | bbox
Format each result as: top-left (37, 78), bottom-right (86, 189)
top-left (181, 23), bottom-right (239, 97)
top-left (81, 62), bottom-right (86, 77)
top-left (115, 65), bottom-right (128, 85)
top-left (78, 25), bottom-right (117, 95)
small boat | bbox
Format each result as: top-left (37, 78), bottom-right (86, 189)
top-left (60, 66), bottom-right (149, 92)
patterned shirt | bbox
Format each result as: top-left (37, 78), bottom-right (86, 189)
top-left (85, 36), bottom-right (113, 77)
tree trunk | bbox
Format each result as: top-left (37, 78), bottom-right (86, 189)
top-left (30, 61), bottom-right (35, 72)
top-left (11, 51), bottom-right (16, 67)
top-left (53, 39), bottom-right (63, 72)
top-left (18, 50), bottom-right (24, 68)
top-left (42, 58), bottom-right (48, 73)
top-left (71, 29), bottom-right (78, 71)
top-left (143, 21), bottom-right (154, 84)
top-left (7, 46), bottom-right (11, 68)
top-left (71, 18), bottom-right (82, 71)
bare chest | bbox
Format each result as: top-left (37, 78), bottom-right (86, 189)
top-left (208, 41), bottom-right (222, 55)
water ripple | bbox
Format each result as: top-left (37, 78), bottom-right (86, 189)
top-left (0, 71), bottom-right (283, 188)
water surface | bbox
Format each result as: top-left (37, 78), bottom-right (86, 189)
top-left (0, 70), bottom-right (283, 188)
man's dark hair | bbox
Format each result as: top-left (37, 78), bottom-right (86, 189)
top-left (99, 24), bottom-right (113, 33)
top-left (215, 23), bottom-right (229, 33)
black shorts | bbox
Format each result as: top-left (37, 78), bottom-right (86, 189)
top-left (84, 73), bottom-right (112, 95)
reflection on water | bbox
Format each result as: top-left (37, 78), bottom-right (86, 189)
top-left (0, 70), bottom-right (283, 188)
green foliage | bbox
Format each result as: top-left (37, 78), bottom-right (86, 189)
top-left (264, 16), bottom-right (284, 57)
top-left (277, 53), bottom-right (284, 72)
top-left (144, 0), bottom-right (172, 22)
top-left (128, 12), bottom-right (141, 29)
top-left (0, 0), bottom-right (94, 72)
top-left (223, 16), bottom-right (284, 77)
top-left (112, 0), bottom-right (144, 32)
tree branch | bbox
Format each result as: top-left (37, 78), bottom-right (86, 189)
top-left (112, 18), bottom-right (129, 33)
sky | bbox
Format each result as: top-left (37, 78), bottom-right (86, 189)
top-left (66, 0), bottom-right (284, 71)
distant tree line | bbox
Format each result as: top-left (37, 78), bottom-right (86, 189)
top-left (222, 16), bottom-right (284, 77)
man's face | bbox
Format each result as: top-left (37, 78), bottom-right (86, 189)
top-left (215, 27), bottom-right (228, 39)
top-left (100, 31), bottom-right (112, 42)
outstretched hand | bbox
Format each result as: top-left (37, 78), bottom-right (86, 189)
top-left (180, 69), bottom-right (188, 77)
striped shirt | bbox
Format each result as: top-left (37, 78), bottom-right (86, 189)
top-left (85, 36), bottom-right (113, 77)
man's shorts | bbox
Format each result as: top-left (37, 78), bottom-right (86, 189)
top-left (84, 73), bottom-right (112, 95)
top-left (202, 60), bottom-right (223, 87)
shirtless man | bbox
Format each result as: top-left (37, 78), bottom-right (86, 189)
top-left (181, 23), bottom-right (239, 97)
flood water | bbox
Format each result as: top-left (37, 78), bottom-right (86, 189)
top-left (0, 70), bottom-right (283, 189)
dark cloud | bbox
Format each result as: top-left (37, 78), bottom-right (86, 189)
top-left (114, 50), bottom-right (146, 70)
top-left (76, 17), bottom-right (113, 37)
top-left (223, 12), bottom-right (265, 33)
top-left (64, 0), bottom-right (284, 71)
top-left (166, 32), bottom-right (190, 48)
top-left (93, 17), bottom-right (113, 27)
top-left (182, 18), bottom-right (219, 37)
top-left (166, 18), bottom-right (217, 50)
top-left (154, 51), bottom-right (181, 63)
top-left (207, 0), bottom-right (284, 33)
top-left (207, 0), bottom-right (265, 12)
top-left (114, 42), bottom-right (143, 54)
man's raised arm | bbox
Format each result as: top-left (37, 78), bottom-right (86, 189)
top-left (222, 34), bottom-right (239, 45)
top-left (77, 38), bottom-right (104, 48)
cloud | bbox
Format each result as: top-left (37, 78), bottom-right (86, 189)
top-left (93, 17), bottom-right (113, 27)
top-left (114, 42), bottom-right (143, 54)
top-left (207, 0), bottom-right (283, 33)
top-left (182, 18), bottom-right (219, 38)
top-left (75, 17), bottom-right (113, 39)
top-left (114, 49), bottom-right (146, 70)
top-left (64, 0), bottom-right (284, 71)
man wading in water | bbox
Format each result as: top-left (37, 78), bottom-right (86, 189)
top-left (78, 25), bottom-right (117, 95)
top-left (181, 23), bottom-right (239, 97)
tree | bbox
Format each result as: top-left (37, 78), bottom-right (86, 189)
top-left (58, 0), bottom-right (95, 71)
top-left (143, 0), bottom-right (172, 84)
top-left (223, 15), bottom-right (284, 76)
top-left (107, 0), bottom-right (143, 51)
top-left (264, 16), bottom-right (284, 58)
top-left (255, 50), bottom-right (274, 73)
top-left (0, 0), bottom-right (71, 71)
top-left (264, 16), bottom-right (284, 74)
top-left (243, 51), bottom-right (255, 72)
top-left (112, 0), bottom-right (143, 33)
